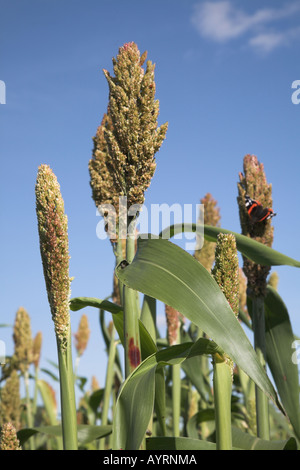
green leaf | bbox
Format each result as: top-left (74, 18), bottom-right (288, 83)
top-left (77, 425), bottom-right (112, 445)
top-left (146, 436), bottom-right (216, 450)
top-left (116, 238), bottom-right (283, 413)
top-left (242, 285), bottom-right (300, 439)
top-left (88, 388), bottom-right (104, 415)
top-left (69, 292), bottom-right (166, 433)
top-left (69, 297), bottom-right (122, 314)
top-left (17, 425), bottom-right (112, 446)
top-left (159, 224), bottom-right (300, 267)
top-left (112, 338), bottom-right (230, 450)
top-left (40, 368), bottom-right (59, 382)
top-left (251, 286), bottom-right (300, 439)
top-left (231, 426), bottom-right (297, 450)
top-left (37, 380), bottom-right (59, 426)
top-left (186, 409), bottom-right (215, 439)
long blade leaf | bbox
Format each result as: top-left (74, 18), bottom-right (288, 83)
top-left (159, 224), bottom-right (300, 267)
top-left (116, 238), bottom-right (283, 413)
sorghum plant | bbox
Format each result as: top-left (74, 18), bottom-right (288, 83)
top-left (211, 233), bottom-right (239, 450)
top-left (237, 154), bottom-right (275, 439)
top-left (11, 307), bottom-right (34, 447)
top-left (89, 42), bottom-right (168, 377)
top-left (35, 164), bottom-right (77, 449)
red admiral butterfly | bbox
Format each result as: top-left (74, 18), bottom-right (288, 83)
top-left (245, 195), bottom-right (276, 223)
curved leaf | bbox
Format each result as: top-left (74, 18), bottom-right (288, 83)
top-left (116, 238), bottom-right (283, 414)
top-left (70, 293), bottom-right (166, 433)
top-left (146, 436), bottom-right (216, 450)
top-left (70, 297), bottom-right (122, 314)
top-left (231, 426), bottom-right (297, 450)
top-left (159, 224), bottom-right (300, 267)
top-left (248, 286), bottom-right (300, 439)
top-left (17, 425), bottom-right (112, 446)
top-left (186, 409), bottom-right (215, 439)
top-left (112, 338), bottom-right (221, 450)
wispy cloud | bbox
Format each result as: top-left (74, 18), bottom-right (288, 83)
top-left (191, 1), bottom-right (300, 53)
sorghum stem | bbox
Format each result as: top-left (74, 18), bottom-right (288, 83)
top-left (123, 219), bottom-right (141, 378)
top-left (57, 331), bottom-right (78, 450)
top-left (99, 325), bottom-right (117, 450)
top-left (213, 355), bottom-right (232, 450)
top-left (252, 296), bottom-right (270, 439)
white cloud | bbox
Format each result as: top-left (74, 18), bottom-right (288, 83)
top-left (191, 1), bottom-right (300, 52)
top-left (248, 32), bottom-right (287, 53)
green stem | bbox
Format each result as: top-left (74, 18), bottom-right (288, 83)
top-left (32, 366), bottom-right (40, 450)
top-left (32, 366), bottom-right (39, 417)
top-left (99, 325), bottom-right (117, 450)
top-left (114, 238), bottom-right (125, 306)
top-left (57, 330), bottom-right (78, 450)
top-left (213, 355), bottom-right (232, 450)
top-left (171, 324), bottom-right (181, 437)
top-left (141, 295), bottom-right (157, 437)
top-left (24, 370), bottom-right (35, 450)
top-left (140, 295), bottom-right (156, 343)
top-left (172, 362), bottom-right (181, 437)
top-left (252, 296), bottom-right (270, 439)
top-left (123, 221), bottom-right (141, 378)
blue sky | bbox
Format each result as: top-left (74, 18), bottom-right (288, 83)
top-left (1, 0), bottom-right (300, 402)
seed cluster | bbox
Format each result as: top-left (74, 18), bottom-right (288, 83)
top-left (212, 233), bottom-right (240, 377)
top-left (194, 193), bottom-right (221, 271)
top-left (74, 314), bottom-right (90, 357)
top-left (0, 422), bottom-right (22, 450)
top-left (237, 154), bottom-right (274, 297)
top-left (0, 370), bottom-right (21, 430)
top-left (12, 307), bottom-right (33, 374)
top-left (35, 165), bottom-right (71, 349)
top-left (89, 42), bottom-right (168, 239)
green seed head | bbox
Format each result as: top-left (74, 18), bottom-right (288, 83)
top-left (212, 233), bottom-right (239, 318)
top-left (211, 233), bottom-right (239, 380)
top-left (35, 164), bottom-right (71, 350)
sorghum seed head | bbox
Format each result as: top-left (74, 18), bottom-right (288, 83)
top-left (74, 314), bottom-right (90, 357)
top-left (35, 164), bottom-right (72, 350)
top-left (165, 305), bottom-right (182, 346)
top-left (0, 422), bottom-right (22, 450)
top-left (12, 307), bottom-right (33, 374)
top-left (212, 233), bottom-right (240, 319)
top-left (32, 331), bottom-right (42, 369)
top-left (194, 193), bottom-right (221, 271)
top-left (0, 370), bottom-right (21, 430)
top-left (237, 154), bottom-right (274, 297)
top-left (89, 42), bottom-right (168, 240)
